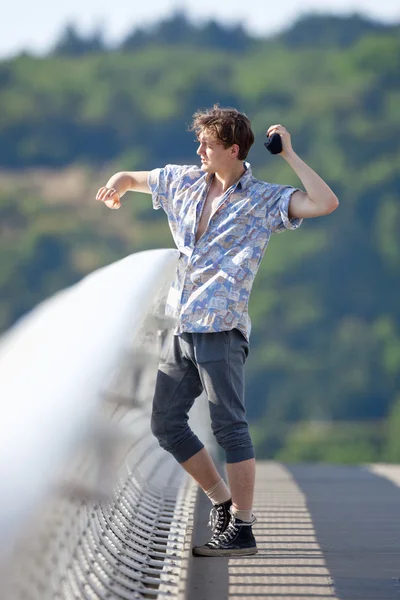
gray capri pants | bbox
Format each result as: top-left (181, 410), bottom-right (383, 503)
top-left (151, 329), bottom-right (255, 464)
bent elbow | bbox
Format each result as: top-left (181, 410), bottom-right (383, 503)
top-left (326, 194), bottom-right (339, 214)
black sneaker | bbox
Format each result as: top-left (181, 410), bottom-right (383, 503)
top-left (192, 513), bottom-right (258, 557)
top-left (208, 498), bottom-right (232, 536)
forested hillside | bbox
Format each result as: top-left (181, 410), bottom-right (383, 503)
top-left (1, 12), bottom-right (399, 462)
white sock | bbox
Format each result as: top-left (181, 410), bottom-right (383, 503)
top-left (205, 479), bottom-right (231, 505)
top-left (232, 506), bottom-right (253, 523)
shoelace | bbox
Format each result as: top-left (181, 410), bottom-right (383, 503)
top-left (219, 519), bottom-right (240, 544)
top-left (208, 504), bottom-right (225, 533)
top-left (219, 515), bottom-right (257, 544)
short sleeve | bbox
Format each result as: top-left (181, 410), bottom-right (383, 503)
top-left (147, 164), bottom-right (196, 214)
top-left (265, 184), bottom-right (303, 233)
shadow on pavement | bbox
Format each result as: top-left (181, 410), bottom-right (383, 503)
top-left (286, 463), bottom-right (400, 600)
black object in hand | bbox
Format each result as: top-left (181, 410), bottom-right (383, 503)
top-left (264, 133), bottom-right (282, 155)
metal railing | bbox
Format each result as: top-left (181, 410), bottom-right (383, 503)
top-left (0, 248), bottom-right (201, 600)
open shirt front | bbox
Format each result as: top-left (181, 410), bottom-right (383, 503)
top-left (148, 162), bottom-right (302, 341)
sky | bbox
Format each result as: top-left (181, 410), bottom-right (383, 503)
top-left (2, 0), bottom-right (399, 59)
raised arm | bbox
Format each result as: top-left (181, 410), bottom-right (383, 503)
top-left (96, 171), bottom-right (151, 209)
top-left (267, 125), bottom-right (339, 219)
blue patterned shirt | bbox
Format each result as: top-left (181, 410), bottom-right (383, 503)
top-left (148, 163), bottom-right (302, 340)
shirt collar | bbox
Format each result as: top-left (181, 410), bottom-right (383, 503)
top-left (204, 162), bottom-right (252, 190)
top-left (236, 162), bottom-right (252, 190)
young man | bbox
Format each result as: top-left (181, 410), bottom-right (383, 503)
top-left (96, 106), bottom-right (338, 557)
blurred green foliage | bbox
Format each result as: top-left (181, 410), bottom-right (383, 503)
top-left (0, 13), bottom-right (399, 463)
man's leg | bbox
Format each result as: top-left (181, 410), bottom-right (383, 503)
top-left (151, 333), bottom-right (228, 492)
top-left (151, 332), bottom-right (233, 540)
top-left (226, 457), bottom-right (255, 522)
top-left (180, 447), bottom-right (233, 541)
top-left (180, 447), bottom-right (221, 491)
top-left (192, 330), bottom-right (257, 556)
top-left (151, 333), bottom-right (205, 463)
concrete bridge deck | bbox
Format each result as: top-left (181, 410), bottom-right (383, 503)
top-left (185, 461), bottom-right (400, 600)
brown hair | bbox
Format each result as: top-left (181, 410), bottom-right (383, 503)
top-left (190, 104), bottom-right (254, 161)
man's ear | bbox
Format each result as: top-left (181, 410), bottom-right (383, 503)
top-left (231, 144), bottom-right (240, 158)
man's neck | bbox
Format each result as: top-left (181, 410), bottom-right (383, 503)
top-left (211, 162), bottom-right (246, 194)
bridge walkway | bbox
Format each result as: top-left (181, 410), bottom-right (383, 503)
top-left (185, 461), bottom-right (400, 600)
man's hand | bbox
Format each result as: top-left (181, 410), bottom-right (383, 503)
top-left (95, 186), bottom-right (121, 209)
top-left (266, 124), bottom-right (293, 157)
top-left (95, 171), bottom-right (152, 209)
top-left (265, 125), bottom-right (339, 218)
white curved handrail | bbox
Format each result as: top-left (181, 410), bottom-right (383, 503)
top-left (0, 248), bottom-right (179, 558)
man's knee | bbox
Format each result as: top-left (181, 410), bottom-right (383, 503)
top-left (150, 410), bottom-right (163, 441)
top-left (150, 409), bottom-right (204, 461)
top-left (151, 410), bottom-right (174, 451)
top-left (213, 423), bottom-right (255, 462)
top-left (214, 425), bottom-right (253, 450)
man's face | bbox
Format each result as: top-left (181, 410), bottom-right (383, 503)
top-left (196, 130), bottom-right (237, 173)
